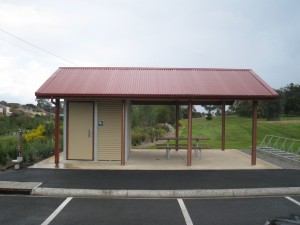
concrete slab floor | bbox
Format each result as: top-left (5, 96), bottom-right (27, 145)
top-left (29, 149), bottom-right (281, 170)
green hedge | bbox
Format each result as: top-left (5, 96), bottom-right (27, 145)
top-left (23, 139), bottom-right (55, 163)
top-left (0, 137), bottom-right (61, 166)
top-left (0, 143), bottom-right (6, 165)
top-left (0, 140), bottom-right (18, 166)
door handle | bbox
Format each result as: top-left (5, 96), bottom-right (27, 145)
top-left (88, 128), bottom-right (91, 138)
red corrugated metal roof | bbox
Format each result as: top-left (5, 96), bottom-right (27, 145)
top-left (35, 67), bottom-right (278, 100)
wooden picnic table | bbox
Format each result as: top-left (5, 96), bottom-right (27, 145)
top-left (157, 137), bottom-right (210, 141)
top-left (156, 137), bottom-right (211, 160)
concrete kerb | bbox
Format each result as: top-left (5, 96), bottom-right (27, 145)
top-left (0, 181), bottom-right (42, 192)
top-left (31, 187), bottom-right (300, 199)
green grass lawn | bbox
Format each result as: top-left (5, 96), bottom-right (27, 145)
top-left (0, 135), bottom-right (18, 145)
top-left (179, 116), bottom-right (300, 149)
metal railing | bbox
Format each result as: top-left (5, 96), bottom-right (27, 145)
top-left (258, 135), bottom-right (300, 163)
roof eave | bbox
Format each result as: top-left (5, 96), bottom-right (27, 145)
top-left (35, 92), bottom-right (280, 101)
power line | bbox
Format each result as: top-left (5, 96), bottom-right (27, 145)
top-left (0, 28), bottom-right (79, 66)
top-left (0, 78), bottom-right (36, 87)
top-left (0, 36), bottom-right (60, 63)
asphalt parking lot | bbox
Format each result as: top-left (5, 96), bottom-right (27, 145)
top-left (1, 169), bottom-right (300, 190)
top-left (0, 195), bottom-right (299, 225)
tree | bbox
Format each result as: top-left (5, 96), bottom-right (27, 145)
top-left (0, 101), bottom-right (7, 106)
top-left (182, 105), bottom-right (198, 119)
top-left (156, 106), bottom-right (171, 124)
top-left (202, 105), bottom-right (217, 120)
top-left (227, 104), bottom-right (236, 115)
top-left (260, 89), bottom-right (284, 120)
top-left (0, 116), bottom-right (10, 135)
top-left (26, 104), bottom-right (37, 110)
top-left (280, 83), bottom-right (300, 116)
top-left (37, 99), bottom-right (53, 113)
top-left (235, 100), bottom-right (252, 117)
top-left (131, 105), bottom-right (157, 129)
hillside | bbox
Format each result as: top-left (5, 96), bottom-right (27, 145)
top-left (179, 116), bottom-right (300, 149)
top-left (0, 100), bottom-right (53, 118)
top-left (0, 100), bottom-right (58, 136)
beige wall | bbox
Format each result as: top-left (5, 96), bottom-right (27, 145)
top-left (97, 100), bottom-right (122, 161)
top-left (126, 101), bottom-right (132, 160)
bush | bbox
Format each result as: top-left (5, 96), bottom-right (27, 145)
top-left (131, 129), bottom-right (148, 146)
top-left (156, 123), bottom-right (173, 132)
top-left (23, 148), bottom-right (35, 163)
top-left (23, 139), bottom-right (54, 163)
top-left (44, 122), bottom-right (55, 139)
top-left (0, 143), bottom-right (7, 166)
top-left (206, 113), bottom-right (213, 120)
top-left (37, 140), bottom-right (54, 158)
top-left (154, 128), bottom-right (166, 139)
top-left (178, 120), bottom-right (184, 127)
top-left (5, 140), bottom-right (18, 159)
top-left (146, 128), bottom-right (156, 143)
top-left (132, 126), bottom-right (169, 146)
top-left (25, 124), bottom-right (46, 142)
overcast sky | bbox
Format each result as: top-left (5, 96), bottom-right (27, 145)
top-left (0, 0), bottom-right (299, 104)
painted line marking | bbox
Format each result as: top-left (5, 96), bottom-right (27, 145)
top-left (178, 199), bottom-right (193, 225)
top-left (285, 196), bottom-right (300, 207)
top-left (41, 197), bottom-right (73, 225)
top-left (33, 182), bottom-right (43, 189)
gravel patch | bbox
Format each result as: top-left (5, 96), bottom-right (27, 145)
top-left (239, 149), bottom-right (300, 169)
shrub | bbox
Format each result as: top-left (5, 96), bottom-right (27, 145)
top-left (37, 140), bottom-right (54, 158)
top-left (131, 132), bottom-right (143, 146)
top-left (0, 143), bottom-right (7, 166)
top-left (156, 123), bottom-right (173, 132)
top-left (178, 120), bottom-right (184, 127)
top-left (154, 128), bottom-right (166, 139)
top-left (206, 113), bottom-right (213, 120)
top-left (23, 139), bottom-right (54, 163)
top-left (23, 148), bottom-right (35, 163)
top-left (5, 140), bottom-right (18, 159)
top-left (0, 140), bottom-right (20, 165)
top-left (146, 128), bottom-right (156, 143)
top-left (131, 129), bottom-right (148, 146)
top-left (25, 124), bottom-right (46, 142)
top-left (44, 121), bottom-right (55, 139)
top-left (132, 126), bottom-right (169, 145)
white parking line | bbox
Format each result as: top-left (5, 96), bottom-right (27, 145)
top-left (285, 196), bottom-right (300, 207)
top-left (178, 199), bottom-right (193, 225)
top-left (41, 197), bottom-right (73, 225)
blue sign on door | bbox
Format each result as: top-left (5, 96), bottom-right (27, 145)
top-left (98, 120), bottom-right (104, 127)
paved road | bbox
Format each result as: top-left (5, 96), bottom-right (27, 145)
top-left (1, 195), bottom-right (300, 225)
top-left (1, 169), bottom-right (300, 189)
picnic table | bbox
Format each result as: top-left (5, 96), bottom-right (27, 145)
top-left (156, 137), bottom-right (210, 159)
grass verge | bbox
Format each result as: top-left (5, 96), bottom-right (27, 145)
top-left (179, 116), bottom-right (300, 149)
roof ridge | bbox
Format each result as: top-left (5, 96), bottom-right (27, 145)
top-left (58, 67), bottom-right (251, 72)
top-left (248, 70), bottom-right (278, 96)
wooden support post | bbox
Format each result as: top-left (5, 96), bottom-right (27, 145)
top-left (252, 101), bottom-right (258, 165)
top-left (221, 101), bottom-right (225, 151)
top-left (121, 100), bottom-right (126, 166)
top-left (55, 99), bottom-right (60, 165)
top-left (175, 103), bottom-right (179, 151)
top-left (187, 100), bottom-right (192, 166)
